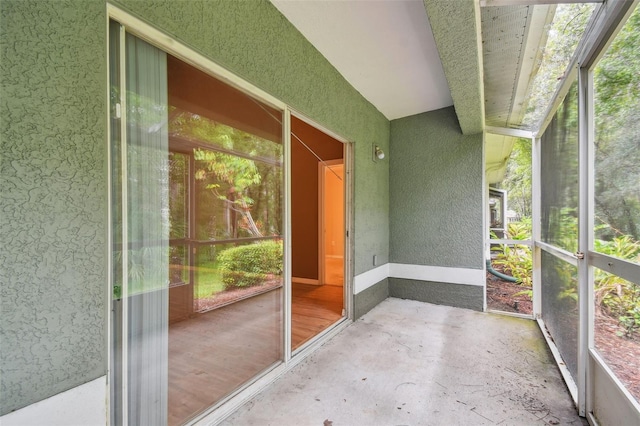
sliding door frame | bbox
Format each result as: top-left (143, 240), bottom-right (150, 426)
top-left (290, 109), bottom-right (355, 331)
top-left (107, 5), bottom-right (354, 425)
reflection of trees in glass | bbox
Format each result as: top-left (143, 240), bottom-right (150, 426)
top-left (594, 6), bottom-right (640, 243)
top-left (169, 111), bottom-right (283, 243)
top-left (169, 152), bottom-right (188, 239)
top-left (195, 149), bottom-right (264, 237)
top-left (171, 110), bottom-right (283, 160)
top-left (112, 83), bottom-right (170, 298)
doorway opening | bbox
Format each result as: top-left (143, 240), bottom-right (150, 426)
top-left (291, 116), bottom-right (346, 350)
top-left (320, 161), bottom-right (344, 287)
top-left (485, 136), bottom-right (533, 316)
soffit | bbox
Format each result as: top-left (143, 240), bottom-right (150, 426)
top-left (269, 0), bottom-right (454, 121)
top-left (482, 4), bottom-right (549, 184)
top-left (481, 4), bottom-right (554, 129)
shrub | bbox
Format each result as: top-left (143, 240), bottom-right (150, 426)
top-left (493, 244), bottom-right (532, 287)
top-left (218, 240), bottom-right (283, 289)
top-left (491, 221), bottom-right (533, 287)
top-left (593, 234), bottom-right (640, 337)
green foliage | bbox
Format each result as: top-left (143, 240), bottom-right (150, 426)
top-left (112, 246), bottom-right (169, 299)
top-left (507, 219), bottom-right (531, 240)
top-left (500, 139), bottom-right (532, 220)
top-left (554, 208), bottom-right (579, 254)
top-left (218, 240), bottom-right (283, 289)
top-left (170, 111), bottom-right (282, 160)
top-left (169, 153), bottom-right (189, 239)
top-left (194, 260), bottom-right (224, 299)
top-left (492, 221), bottom-right (533, 288)
top-left (593, 7), bottom-right (640, 243)
top-left (523, 3), bottom-right (595, 127)
top-left (186, 122), bottom-right (281, 238)
top-left (618, 306), bottom-right (640, 338)
top-left (593, 233), bottom-right (640, 337)
top-left (194, 148), bottom-right (262, 214)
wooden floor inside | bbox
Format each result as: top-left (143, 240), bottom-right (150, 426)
top-left (292, 282), bottom-right (343, 349)
top-left (167, 282), bottom-right (343, 425)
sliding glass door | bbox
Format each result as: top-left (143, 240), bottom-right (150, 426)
top-left (110, 21), bottom-right (284, 425)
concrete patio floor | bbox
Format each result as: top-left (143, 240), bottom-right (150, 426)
top-left (222, 297), bottom-right (586, 426)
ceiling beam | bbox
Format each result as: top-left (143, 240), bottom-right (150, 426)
top-left (485, 126), bottom-right (534, 138)
top-left (423, 0), bottom-right (485, 135)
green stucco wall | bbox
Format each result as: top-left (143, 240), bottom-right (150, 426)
top-left (113, 0), bottom-right (391, 275)
top-left (0, 0), bottom-right (108, 415)
top-left (1, 0), bottom-right (390, 414)
top-left (354, 278), bottom-right (389, 319)
top-left (389, 279), bottom-right (483, 311)
top-left (389, 107), bottom-right (483, 269)
top-left (423, 0), bottom-right (484, 135)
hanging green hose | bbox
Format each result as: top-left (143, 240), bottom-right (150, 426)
top-left (486, 259), bottom-right (520, 283)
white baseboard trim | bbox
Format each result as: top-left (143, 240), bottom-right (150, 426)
top-left (292, 277), bottom-right (320, 285)
top-left (354, 264), bottom-right (390, 294)
top-left (0, 376), bottom-right (107, 426)
top-left (389, 263), bottom-right (485, 287)
top-left (354, 263), bottom-right (484, 294)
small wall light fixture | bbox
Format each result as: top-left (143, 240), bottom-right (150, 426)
top-left (373, 144), bottom-right (385, 162)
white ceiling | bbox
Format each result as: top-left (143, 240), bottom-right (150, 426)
top-left (270, 0), bottom-right (453, 120)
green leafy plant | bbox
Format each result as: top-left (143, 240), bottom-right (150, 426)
top-left (618, 305), bottom-right (640, 338)
top-left (492, 221), bottom-right (533, 288)
top-left (592, 233), bottom-right (640, 338)
top-left (218, 240), bottom-right (283, 289)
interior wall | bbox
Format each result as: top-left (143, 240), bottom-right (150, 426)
top-left (389, 107), bottom-right (484, 309)
top-left (291, 117), bottom-right (343, 280)
top-left (0, 0), bottom-right (390, 414)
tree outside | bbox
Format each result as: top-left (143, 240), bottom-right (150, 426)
top-left (491, 5), bottom-right (640, 401)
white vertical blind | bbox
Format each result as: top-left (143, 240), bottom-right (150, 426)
top-left (124, 33), bottom-right (169, 425)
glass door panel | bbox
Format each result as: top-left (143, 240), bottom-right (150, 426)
top-left (111, 24), bottom-right (285, 425)
top-left (166, 54), bottom-right (284, 424)
top-left (169, 152), bottom-right (192, 324)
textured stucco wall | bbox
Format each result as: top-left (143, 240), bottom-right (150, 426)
top-left (389, 279), bottom-right (483, 311)
top-left (1, 0), bottom-right (390, 413)
top-left (389, 107), bottom-right (483, 269)
top-left (0, 0), bottom-right (107, 415)
top-left (113, 0), bottom-right (391, 275)
top-left (423, 0), bottom-right (484, 135)
top-left (354, 278), bottom-right (389, 319)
